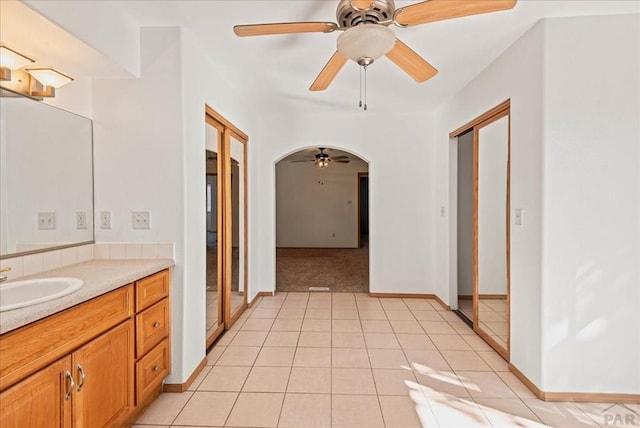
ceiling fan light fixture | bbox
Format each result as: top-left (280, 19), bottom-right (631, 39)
top-left (336, 24), bottom-right (396, 64)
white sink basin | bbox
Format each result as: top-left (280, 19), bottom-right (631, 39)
top-left (0, 277), bottom-right (84, 312)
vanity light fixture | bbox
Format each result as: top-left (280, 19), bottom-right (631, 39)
top-left (25, 67), bottom-right (74, 89)
top-left (0, 44), bottom-right (35, 81)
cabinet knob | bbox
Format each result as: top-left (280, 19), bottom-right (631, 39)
top-left (153, 321), bottom-right (161, 328)
top-left (153, 365), bottom-right (160, 372)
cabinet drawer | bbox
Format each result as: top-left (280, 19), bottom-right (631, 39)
top-left (136, 339), bottom-right (169, 406)
top-left (136, 270), bottom-right (169, 312)
top-left (136, 299), bottom-right (169, 358)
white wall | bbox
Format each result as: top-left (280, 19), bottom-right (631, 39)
top-left (477, 116), bottom-right (509, 295)
top-left (540, 14), bottom-right (640, 394)
top-left (254, 111), bottom-right (436, 295)
top-left (276, 158), bottom-right (368, 248)
top-left (456, 132), bottom-right (474, 296)
top-left (435, 21), bottom-right (545, 387)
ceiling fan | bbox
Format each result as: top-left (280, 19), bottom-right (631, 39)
top-left (234, 0), bottom-right (517, 94)
top-left (291, 148), bottom-right (351, 168)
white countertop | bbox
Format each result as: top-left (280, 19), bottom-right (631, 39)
top-left (0, 259), bottom-right (174, 334)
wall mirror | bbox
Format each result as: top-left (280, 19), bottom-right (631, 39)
top-left (475, 111), bottom-right (510, 358)
top-left (205, 121), bottom-right (224, 347)
top-left (0, 90), bottom-right (94, 258)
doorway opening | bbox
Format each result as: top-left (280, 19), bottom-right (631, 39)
top-left (275, 147), bottom-right (369, 293)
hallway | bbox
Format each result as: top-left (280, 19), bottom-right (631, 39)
top-left (134, 292), bottom-right (617, 427)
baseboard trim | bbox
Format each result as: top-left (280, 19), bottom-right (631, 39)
top-left (508, 363), bottom-right (640, 403)
top-left (367, 292), bottom-right (451, 310)
top-left (459, 294), bottom-right (507, 300)
top-left (248, 291), bottom-right (274, 307)
top-left (163, 357), bottom-right (207, 393)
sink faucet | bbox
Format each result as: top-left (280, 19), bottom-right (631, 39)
top-left (0, 267), bottom-right (11, 282)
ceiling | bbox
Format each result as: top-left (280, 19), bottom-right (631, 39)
top-left (281, 147), bottom-right (363, 163)
top-left (108, 0), bottom-right (638, 114)
top-left (4, 1), bottom-right (639, 114)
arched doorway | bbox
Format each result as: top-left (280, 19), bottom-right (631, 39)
top-left (275, 147), bottom-right (369, 293)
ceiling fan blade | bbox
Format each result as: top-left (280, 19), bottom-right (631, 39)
top-left (331, 156), bottom-right (350, 160)
top-left (385, 39), bottom-right (438, 83)
top-left (334, 160), bottom-right (351, 163)
top-left (233, 22), bottom-right (338, 37)
top-left (351, 0), bottom-right (375, 10)
top-left (395, 0), bottom-right (517, 27)
top-left (290, 159), bottom-right (313, 162)
top-left (309, 51), bottom-right (348, 91)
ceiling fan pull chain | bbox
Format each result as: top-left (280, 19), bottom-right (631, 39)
top-left (359, 65), bottom-right (363, 108)
top-left (364, 64), bottom-right (368, 111)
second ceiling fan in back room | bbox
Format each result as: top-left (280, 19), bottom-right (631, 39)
top-left (234, 0), bottom-right (517, 109)
top-left (290, 148), bottom-right (351, 168)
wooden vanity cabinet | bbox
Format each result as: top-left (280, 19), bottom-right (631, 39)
top-left (0, 268), bottom-right (171, 428)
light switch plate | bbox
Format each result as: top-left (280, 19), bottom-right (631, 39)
top-left (515, 208), bottom-right (524, 226)
top-left (38, 212), bottom-right (56, 230)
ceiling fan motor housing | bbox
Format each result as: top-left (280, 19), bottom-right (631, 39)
top-left (336, 0), bottom-right (396, 28)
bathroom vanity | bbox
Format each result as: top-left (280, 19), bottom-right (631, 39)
top-left (0, 260), bottom-right (173, 427)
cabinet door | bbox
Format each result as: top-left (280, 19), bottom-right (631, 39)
top-left (73, 320), bottom-right (134, 428)
top-left (0, 356), bottom-right (72, 428)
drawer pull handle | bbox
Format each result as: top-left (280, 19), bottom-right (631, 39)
top-left (153, 365), bottom-right (160, 372)
top-left (153, 321), bottom-right (161, 328)
top-left (77, 363), bottom-right (86, 392)
top-left (64, 371), bottom-right (75, 400)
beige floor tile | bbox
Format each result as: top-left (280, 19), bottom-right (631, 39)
top-left (332, 294), bottom-right (356, 308)
top-left (357, 301), bottom-right (383, 311)
top-left (420, 321), bottom-right (458, 334)
top-left (278, 393), bottom-right (331, 428)
top-left (441, 350), bottom-right (492, 371)
top-left (412, 310), bottom-right (445, 321)
top-left (229, 331), bottom-right (269, 347)
top-left (250, 308), bottom-right (281, 319)
top-left (396, 333), bottom-right (436, 350)
top-left (198, 366), bottom-right (251, 391)
top-left (380, 299), bottom-right (409, 311)
top-left (332, 394), bottom-right (384, 427)
top-left (226, 392), bottom-right (284, 427)
top-left (255, 347), bottom-right (296, 367)
top-left (305, 309), bottom-right (331, 319)
top-left (475, 398), bottom-right (543, 427)
top-left (302, 319), bottom-right (332, 332)
top-left (368, 348), bottom-right (409, 369)
top-left (361, 319), bottom-right (393, 333)
top-left (332, 332), bottom-right (366, 348)
top-left (285, 292), bottom-right (309, 300)
top-left (243, 366), bottom-right (291, 392)
top-left (293, 347), bottom-right (331, 367)
top-left (477, 350), bottom-right (509, 371)
top-left (430, 334), bottom-right (473, 351)
top-left (271, 318), bottom-right (303, 331)
top-left (186, 366), bottom-right (212, 391)
top-left (456, 371), bottom-right (517, 398)
top-left (216, 330), bottom-right (237, 346)
top-left (364, 332), bottom-right (400, 349)
top-left (523, 399), bottom-right (599, 427)
top-left (390, 319), bottom-right (424, 334)
top-left (307, 294), bottom-right (332, 308)
top-left (332, 309), bottom-right (359, 319)
top-left (331, 319), bottom-right (362, 332)
top-left (240, 318), bottom-right (275, 331)
top-left (332, 347), bottom-right (371, 368)
top-left (131, 425), bottom-right (169, 428)
top-left (298, 331), bottom-right (332, 347)
top-left (575, 402), bottom-right (640, 427)
top-left (264, 331), bottom-right (300, 347)
top-left (332, 368), bottom-right (377, 394)
top-left (378, 395), bottom-right (425, 428)
top-left (462, 334), bottom-right (495, 351)
top-left (415, 369), bottom-right (471, 397)
top-left (277, 308), bottom-right (306, 319)
top-left (134, 391), bottom-right (193, 425)
top-left (216, 346), bottom-right (261, 366)
top-left (206, 345), bottom-right (227, 365)
top-left (427, 395), bottom-right (493, 427)
top-left (448, 320), bottom-right (477, 335)
top-left (357, 310), bottom-right (388, 320)
top-left (404, 349), bottom-right (452, 371)
top-left (172, 391), bottom-right (237, 426)
top-left (372, 368), bottom-right (418, 395)
top-left (287, 367), bottom-right (331, 393)
top-left (403, 299), bottom-right (434, 310)
top-left (258, 299), bottom-right (285, 309)
top-left (384, 310), bottom-right (416, 320)
top-left (495, 372), bottom-right (537, 399)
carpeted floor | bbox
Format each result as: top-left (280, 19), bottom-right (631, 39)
top-left (276, 243), bottom-right (369, 293)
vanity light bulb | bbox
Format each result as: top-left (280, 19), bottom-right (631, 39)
top-left (0, 45), bottom-right (34, 70)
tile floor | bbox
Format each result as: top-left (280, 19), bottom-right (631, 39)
top-left (134, 292), bottom-right (637, 427)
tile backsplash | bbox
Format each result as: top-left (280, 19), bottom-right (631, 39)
top-left (0, 242), bottom-right (174, 281)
